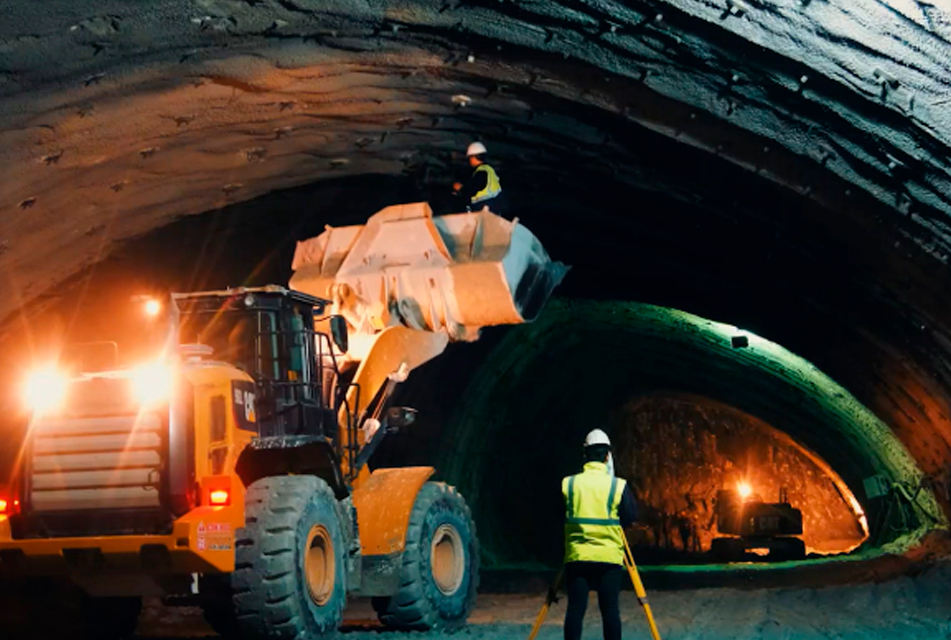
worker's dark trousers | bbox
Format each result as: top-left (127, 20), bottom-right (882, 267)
top-left (564, 561), bottom-right (623, 640)
top-left (467, 194), bottom-right (506, 218)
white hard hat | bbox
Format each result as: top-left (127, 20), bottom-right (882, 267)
top-left (584, 429), bottom-right (611, 447)
top-left (467, 141), bottom-right (487, 156)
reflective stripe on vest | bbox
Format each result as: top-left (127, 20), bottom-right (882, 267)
top-left (471, 164), bottom-right (501, 203)
top-left (562, 462), bottom-right (626, 565)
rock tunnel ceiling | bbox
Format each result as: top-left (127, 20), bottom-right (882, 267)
top-left (4, 0), bottom-right (951, 302)
top-left (2, 0), bottom-right (951, 565)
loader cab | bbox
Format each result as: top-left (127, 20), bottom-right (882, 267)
top-left (174, 287), bottom-right (348, 444)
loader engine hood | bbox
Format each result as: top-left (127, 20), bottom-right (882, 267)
top-left (290, 203), bottom-right (568, 350)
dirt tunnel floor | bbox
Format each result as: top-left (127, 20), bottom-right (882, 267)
top-left (132, 562), bottom-right (951, 640)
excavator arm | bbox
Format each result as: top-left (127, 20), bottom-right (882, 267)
top-left (289, 202), bottom-right (567, 475)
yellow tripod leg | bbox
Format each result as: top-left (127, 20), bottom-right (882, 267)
top-left (527, 600), bottom-right (551, 640)
top-left (622, 535), bottom-right (663, 640)
top-left (527, 567), bottom-right (564, 640)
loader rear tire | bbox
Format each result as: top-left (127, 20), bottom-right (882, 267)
top-left (202, 475), bottom-right (346, 640)
top-left (372, 482), bottom-right (479, 631)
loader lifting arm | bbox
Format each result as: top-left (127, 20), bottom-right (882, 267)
top-left (289, 202), bottom-right (568, 478)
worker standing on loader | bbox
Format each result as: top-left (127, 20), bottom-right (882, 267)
top-left (562, 429), bottom-right (638, 640)
top-left (452, 141), bottom-right (505, 215)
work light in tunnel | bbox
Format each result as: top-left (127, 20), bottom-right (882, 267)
top-left (143, 299), bottom-right (162, 318)
top-left (737, 482), bottom-right (753, 501)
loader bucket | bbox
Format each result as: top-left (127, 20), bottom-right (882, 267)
top-left (290, 203), bottom-right (568, 341)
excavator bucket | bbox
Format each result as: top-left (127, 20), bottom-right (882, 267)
top-left (290, 203), bottom-right (568, 343)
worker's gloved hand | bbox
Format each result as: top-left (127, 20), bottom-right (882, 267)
top-left (546, 584), bottom-right (560, 604)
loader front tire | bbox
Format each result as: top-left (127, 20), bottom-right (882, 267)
top-left (203, 475), bottom-right (346, 639)
top-left (372, 482), bottom-right (479, 631)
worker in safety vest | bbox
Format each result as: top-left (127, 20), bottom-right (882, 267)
top-left (452, 141), bottom-right (505, 215)
top-left (562, 429), bottom-right (638, 640)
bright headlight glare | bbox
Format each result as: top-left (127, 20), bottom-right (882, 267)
top-left (131, 361), bottom-right (174, 406)
top-left (24, 366), bottom-right (69, 414)
top-left (144, 299), bottom-right (162, 317)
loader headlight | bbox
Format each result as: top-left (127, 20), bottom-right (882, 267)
top-left (24, 365), bottom-right (69, 414)
top-left (131, 361), bottom-right (174, 406)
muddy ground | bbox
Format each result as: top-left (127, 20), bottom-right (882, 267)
top-left (134, 561), bottom-right (951, 640)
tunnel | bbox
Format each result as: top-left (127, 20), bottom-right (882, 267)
top-left (2, 0), bottom-right (951, 636)
top-left (421, 300), bottom-right (940, 567)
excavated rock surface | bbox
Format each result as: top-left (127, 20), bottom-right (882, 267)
top-left (611, 393), bottom-right (866, 555)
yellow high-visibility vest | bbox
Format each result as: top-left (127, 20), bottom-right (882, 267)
top-left (471, 164), bottom-right (502, 203)
top-left (562, 461), bottom-right (626, 565)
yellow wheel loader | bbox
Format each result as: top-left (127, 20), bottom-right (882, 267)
top-left (0, 203), bottom-right (567, 639)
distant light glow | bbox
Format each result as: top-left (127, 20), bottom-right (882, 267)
top-left (144, 298), bottom-right (162, 317)
top-left (737, 481), bottom-right (753, 501)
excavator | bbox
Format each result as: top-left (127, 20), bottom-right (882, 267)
top-left (711, 485), bottom-right (806, 562)
top-left (0, 203), bottom-right (567, 639)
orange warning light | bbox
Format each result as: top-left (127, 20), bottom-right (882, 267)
top-left (209, 489), bottom-right (230, 506)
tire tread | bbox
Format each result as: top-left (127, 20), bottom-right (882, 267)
top-left (201, 475), bottom-right (346, 640)
top-left (373, 482), bottom-right (480, 631)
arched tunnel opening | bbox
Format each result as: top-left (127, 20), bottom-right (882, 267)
top-left (415, 300), bottom-right (941, 569)
top-left (3, 0), bottom-right (951, 636)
